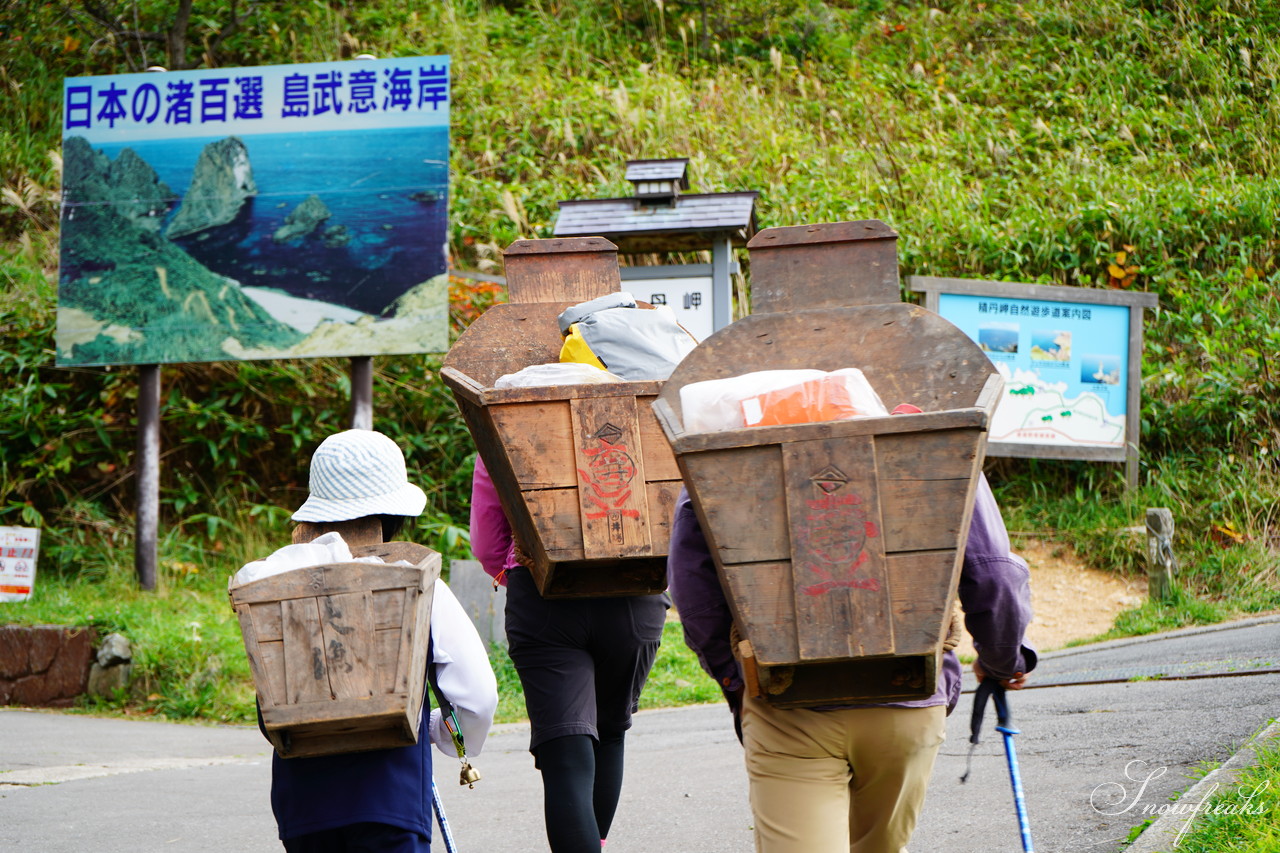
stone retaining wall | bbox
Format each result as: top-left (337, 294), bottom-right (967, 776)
top-left (0, 625), bottom-right (97, 707)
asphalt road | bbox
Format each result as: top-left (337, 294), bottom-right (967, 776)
top-left (2, 615), bottom-right (1277, 852)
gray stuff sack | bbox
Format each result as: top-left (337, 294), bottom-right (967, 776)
top-left (557, 296), bottom-right (697, 381)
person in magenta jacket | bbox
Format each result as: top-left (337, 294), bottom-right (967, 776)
top-left (666, 473), bottom-right (1036, 853)
top-left (470, 457), bottom-right (666, 852)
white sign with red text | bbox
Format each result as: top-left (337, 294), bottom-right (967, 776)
top-left (0, 526), bottom-right (41, 602)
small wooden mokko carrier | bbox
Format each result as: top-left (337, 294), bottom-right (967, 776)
top-left (231, 525), bottom-right (440, 758)
top-left (653, 220), bottom-right (1002, 707)
top-left (442, 238), bottom-right (681, 598)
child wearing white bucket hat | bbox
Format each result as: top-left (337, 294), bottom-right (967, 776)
top-left (292, 429), bottom-right (428, 524)
top-left (255, 429), bottom-right (497, 852)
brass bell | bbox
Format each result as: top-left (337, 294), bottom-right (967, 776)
top-left (459, 760), bottom-right (481, 788)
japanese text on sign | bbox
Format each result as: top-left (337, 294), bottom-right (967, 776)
top-left (977, 301), bottom-right (1092, 320)
top-left (66, 64), bottom-right (449, 133)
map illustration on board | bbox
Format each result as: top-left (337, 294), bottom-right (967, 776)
top-left (940, 294), bottom-right (1132, 449)
top-left (991, 363), bottom-right (1125, 447)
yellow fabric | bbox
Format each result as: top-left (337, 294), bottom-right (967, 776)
top-left (741, 696), bottom-right (945, 853)
top-left (559, 323), bottom-right (607, 370)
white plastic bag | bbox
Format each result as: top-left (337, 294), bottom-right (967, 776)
top-left (680, 370), bottom-right (828, 433)
top-left (680, 368), bottom-right (887, 433)
top-left (494, 362), bottom-right (623, 389)
top-left (740, 368), bottom-right (887, 427)
top-left (229, 531), bottom-right (410, 589)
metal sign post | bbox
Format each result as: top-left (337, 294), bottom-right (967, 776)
top-left (135, 363), bottom-right (160, 590)
top-left (350, 356), bottom-right (373, 429)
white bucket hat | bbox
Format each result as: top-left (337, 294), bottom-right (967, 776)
top-left (292, 430), bottom-right (427, 522)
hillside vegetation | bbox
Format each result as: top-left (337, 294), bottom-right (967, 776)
top-left (1, 0), bottom-right (1278, 719)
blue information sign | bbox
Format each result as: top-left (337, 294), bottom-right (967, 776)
top-left (939, 293), bottom-right (1132, 449)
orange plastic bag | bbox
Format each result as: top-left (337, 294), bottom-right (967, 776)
top-left (740, 369), bottom-right (886, 427)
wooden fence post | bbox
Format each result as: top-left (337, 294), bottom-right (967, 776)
top-left (1146, 508), bottom-right (1176, 602)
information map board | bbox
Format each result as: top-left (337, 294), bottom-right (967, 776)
top-left (909, 277), bottom-right (1158, 488)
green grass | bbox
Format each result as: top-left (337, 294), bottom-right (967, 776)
top-left (1166, 729), bottom-right (1280, 853)
top-left (641, 620), bottom-right (728, 710)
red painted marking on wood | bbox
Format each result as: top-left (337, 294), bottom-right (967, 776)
top-left (797, 478), bottom-right (880, 597)
top-left (578, 424), bottom-right (641, 538)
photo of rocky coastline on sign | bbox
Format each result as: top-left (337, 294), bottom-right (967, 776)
top-left (56, 125), bottom-right (449, 366)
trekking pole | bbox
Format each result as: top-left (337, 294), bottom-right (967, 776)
top-left (431, 777), bottom-right (459, 853)
top-left (961, 678), bottom-right (1034, 852)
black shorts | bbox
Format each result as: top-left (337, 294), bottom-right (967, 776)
top-left (504, 567), bottom-right (666, 752)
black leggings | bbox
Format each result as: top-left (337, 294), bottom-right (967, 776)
top-left (536, 732), bottom-right (626, 852)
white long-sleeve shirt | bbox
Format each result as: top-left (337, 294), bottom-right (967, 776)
top-left (426, 579), bottom-right (498, 757)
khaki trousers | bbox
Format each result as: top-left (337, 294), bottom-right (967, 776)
top-left (741, 695), bottom-right (946, 853)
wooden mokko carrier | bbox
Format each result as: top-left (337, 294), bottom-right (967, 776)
top-left (441, 237), bottom-right (681, 598)
top-left (230, 520), bottom-right (440, 758)
top-left (653, 220), bottom-right (1002, 707)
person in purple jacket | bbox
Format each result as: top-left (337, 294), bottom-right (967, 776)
top-left (667, 473), bottom-right (1035, 853)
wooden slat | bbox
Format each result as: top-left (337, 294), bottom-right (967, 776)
top-left (231, 563), bottom-right (431, 605)
top-left (319, 591), bottom-right (375, 701)
top-left (392, 588), bottom-right (418, 696)
top-left (756, 655), bottom-right (937, 708)
top-left (874, 430), bottom-right (982, 482)
top-left (637, 396), bottom-right (682, 481)
top-left (275, 725), bottom-right (415, 759)
top-left (518, 482), bottom-right (679, 561)
top-left (491, 401), bottom-right (576, 489)
top-left (645, 480), bottom-right (682, 557)
top-left (783, 436), bottom-right (893, 660)
top-left (375, 628), bottom-right (399, 694)
top-left (235, 604), bottom-right (278, 707)
top-left (721, 562), bottom-right (798, 665)
top-left (462, 402), bottom-right (554, 577)
top-left (439, 303), bottom-right (568, 386)
top-left (250, 601), bottom-right (283, 643)
top-left (538, 556), bottom-right (668, 599)
top-left (258, 640), bottom-right (285, 708)
top-left (282, 598), bottom-right (330, 705)
top-left (667, 408), bottom-right (989, 454)
top-left (404, 581), bottom-right (434, 736)
top-left (570, 395), bottom-right (653, 559)
top-left (477, 379), bottom-right (664, 406)
top-left (748, 220), bottom-right (900, 314)
top-left (351, 543), bottom-right (439, 573)
top-left (879, 477), bottom-right (971, 553)
top-left (502, 237), bottom-right (621, 304)
top-left (523, 487), bottom-right (586, 559)
top-left (372, 589), bottom-right (405, 630)
top-left (262, 692), bottom-right (412, 730)
top-left (681, 447), bottom-right (788, 565)
top-left (886, 551), bottom-right (960, 655)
